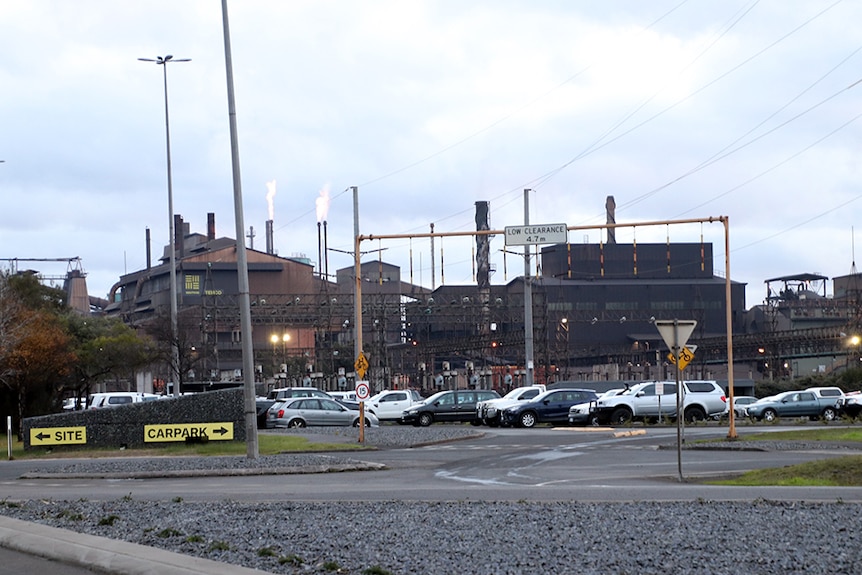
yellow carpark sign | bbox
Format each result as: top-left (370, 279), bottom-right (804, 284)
top-left (144, 422), bottom-right (234, 443)
top-left (30, 426), bottom-right (87, 446)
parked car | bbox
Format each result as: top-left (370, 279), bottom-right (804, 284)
top-left (568, 389), bottom-right (625, 426)
top-left (86, 392), bottom-right (162, 409)
top-left (476, 385), bottom-right (546, 426)
top-left (328, 391), bottom-right (358, 402)
top-left (591, 380), bottom-right (727, 425)
top-left (367, 389), bottom-right (424, 421)
top-left (267, 397), bottom-right (379, 428)
top-left (843, 393), bottom-right (862, 419)
top-left (730, 395), bottom-right (758, 418)
top-left (400, 389), bottom-right (500, 426)
top-left (256, 398), bottom-right (276, 429)
top-left (500, 388), bottom-right (598, 428)
top-left (806, 386), bottom-right (846, 411)
top-left (746, 390), bottom-right (841, 422)
top-left (266, 387), bottom-right (332, 401)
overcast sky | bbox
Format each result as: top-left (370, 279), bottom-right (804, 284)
top-left (2, 1), bottom-right (861, 309)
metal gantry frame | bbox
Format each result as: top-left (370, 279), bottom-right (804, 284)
top-left (353, 215), bottom-right (739, 437)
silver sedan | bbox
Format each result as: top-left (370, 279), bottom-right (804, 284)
top-left (266, 397), bottom-right (379, 428)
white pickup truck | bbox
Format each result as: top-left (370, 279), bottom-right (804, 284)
top-left (476, 385), bottom-right (546, 426)
top-left (366, 389), bottom-right (423, 422)
top-left (591, 380), bottom-right (727, 425)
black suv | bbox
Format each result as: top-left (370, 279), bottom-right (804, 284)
top-left (500, 388), bottom-right (598, 427)
top-left (400, 389), bottom-right (500, 426)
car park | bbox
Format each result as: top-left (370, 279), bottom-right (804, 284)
top-left (746, 390), bottom-right (841, 422)
top-left (591, 380), bottom-right (727, 425)
top-left (367, 389), bottom-right (424, 421)
top-left (266, 397), bottom-right (379, 428)
top-left (500, 388), bottom-right (598, 428)
top-left (400, 389), bottom-right (500, 426)
top-left (476, 385), bottom-right (546, 426)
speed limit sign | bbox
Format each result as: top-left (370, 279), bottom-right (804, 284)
top-left (355, 381), bottom-right (370, 401)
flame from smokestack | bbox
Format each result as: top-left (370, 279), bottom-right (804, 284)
top-left (266, 180), bottom-right (277, 221)
top-left (315, 183), bottom-right (330, 223)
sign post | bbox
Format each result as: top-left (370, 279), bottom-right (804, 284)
top-left (354, 353), bottom-right (369, 443)
top-left (655, 319), bottom-right (697, 482)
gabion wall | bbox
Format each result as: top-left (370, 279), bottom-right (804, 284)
top-left (22, 389), bottom-right (246, 450)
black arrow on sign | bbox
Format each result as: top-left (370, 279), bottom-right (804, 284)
top-left (213, 426), bottom-right (228, 436)
top-left (35, 432), bottom-right (50, 441)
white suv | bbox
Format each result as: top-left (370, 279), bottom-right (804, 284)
top-left (591, 380), bottom-right (727, 425)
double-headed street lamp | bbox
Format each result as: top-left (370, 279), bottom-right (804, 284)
top-left (139, 55), bottom-right (190, 396)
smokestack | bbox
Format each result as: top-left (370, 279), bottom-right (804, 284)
top-left (174, 214), bottom-right (185, 260)
top-left (145, 227), bottom-right (152, 270)
top-left (324, 220), bottom-right (329, 280)
top-left (475, 201), bottom-right (490, 289)
top-left (606, 196), bottom-right (616, 245)
top-left (430, 223), bottom-right (435, 290)
top-left (317, 221), bottom-right (322, 278)
top-left (266, 220), bottom-right (274, 255)
top-left (207, 212), bottom-right (216, 241)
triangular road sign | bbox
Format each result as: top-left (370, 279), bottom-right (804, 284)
top-left (655, 320), bottom-right (697, 350)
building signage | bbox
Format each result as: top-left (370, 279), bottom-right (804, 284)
top-left (504, 224), bottom-right (568, 246)
top-left (30, 426), bottom-right (87, 446)
top-left (144, 422), bottom-right (234, 443)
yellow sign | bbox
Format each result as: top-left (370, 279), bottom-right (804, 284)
top-left (144, 422), bottom-right (234, 443)
top-left (355, 352), bottom-right (369, 379)
top-left (30, 426), bottom-right (87, 446)
top-left (667, 346), bottom-right (696, 370)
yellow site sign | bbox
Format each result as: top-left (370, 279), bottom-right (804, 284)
top-left (30, 426), bottom-right (87, 446)
top-left (144, 422), bottom-right (234, 443)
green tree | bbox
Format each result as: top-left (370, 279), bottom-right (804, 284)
top-left (61, 314), bottom-right (157, 405)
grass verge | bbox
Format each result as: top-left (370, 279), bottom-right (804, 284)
top-left (707, 454), bottom-right (862, 486)
top-left (1, 432), bottom-right (369, 460)
top-left (705, 427), bottom-right (862, 486)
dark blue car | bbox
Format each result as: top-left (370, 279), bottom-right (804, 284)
top-left (500, 388), bottom-right (598, 428)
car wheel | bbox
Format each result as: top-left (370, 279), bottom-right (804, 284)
top-left (610, 408), bottom-right (632, 426)
top-left (822, 407), bottom-right (837, 421)
top-left (469, 419), bottom-right (482, 426)
top-left (287, 419), bottom-right (306, 428)
top-left (589, 414), bottom-right (601, 427)
top-left (519, 411), bottom-right (537, 428)
top-left (418, 412), bottom-right (433, 427)
top-left (684, 406), bottom-right (706, 423)
top-left (762, 409), bottom-right (777, 422)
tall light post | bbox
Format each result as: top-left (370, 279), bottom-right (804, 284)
top-left (139, 55), bottom-right (190, 396)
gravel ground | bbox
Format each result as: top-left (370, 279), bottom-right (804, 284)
top-left (3, 426), bottom-right (862, 574)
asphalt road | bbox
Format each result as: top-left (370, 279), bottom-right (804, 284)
top-left (2, 424), bottom-right (861, 503)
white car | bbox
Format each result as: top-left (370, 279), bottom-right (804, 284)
top-left (86, 392), bottom-right (162, 409)
top-left (366, 389), bottom-right (423, 421)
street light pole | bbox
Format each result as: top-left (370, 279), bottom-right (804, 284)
top-left (139, 55), bottom-right (190, 396)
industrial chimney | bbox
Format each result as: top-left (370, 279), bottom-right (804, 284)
top-left (266, 220), bottom-right (274, 254)
top-left (606, 196), bottom-right (616, 245)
